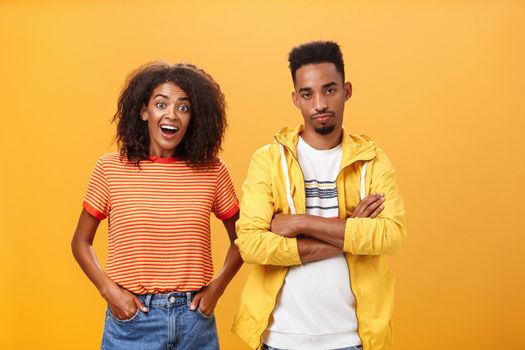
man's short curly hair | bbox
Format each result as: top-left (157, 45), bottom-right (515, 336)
top-left (288, 40), bottom-right (345, 83)
top-left (113, 61), bottom-right (227, 167)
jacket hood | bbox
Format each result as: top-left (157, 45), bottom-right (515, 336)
top-left (274, 124), bottom-right (377, 165)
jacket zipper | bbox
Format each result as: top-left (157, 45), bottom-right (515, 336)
top-left (256, 139), bottom-right (307, 349)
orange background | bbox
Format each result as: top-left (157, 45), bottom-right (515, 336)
top-left (1, 1), bottom-right (524, 349)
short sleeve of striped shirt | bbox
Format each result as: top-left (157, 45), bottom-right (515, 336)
top-left (213, 160), bottom-right (239, 221)
top-left (83, 157), bottom-right (110, 220)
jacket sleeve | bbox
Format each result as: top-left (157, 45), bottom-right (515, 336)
top-left (343, 148), bottom-right (407, 255)
top-left (234, 146), bottom-right (302, 266)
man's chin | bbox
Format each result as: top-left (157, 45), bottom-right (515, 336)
top-left (314, 125), bottom-right (336, 135)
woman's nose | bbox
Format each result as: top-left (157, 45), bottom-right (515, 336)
top-left (165, 106), bottom-right (178, 119)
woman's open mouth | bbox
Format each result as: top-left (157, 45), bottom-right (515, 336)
top-left (160, 124), bottom-right (179, 137)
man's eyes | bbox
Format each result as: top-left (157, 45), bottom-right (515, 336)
top-left (300, 89), bottom-right (336, 98)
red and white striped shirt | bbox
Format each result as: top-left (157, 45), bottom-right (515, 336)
top-left (83, 153), bottom-right (239, 294)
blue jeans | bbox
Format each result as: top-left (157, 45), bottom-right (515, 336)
top-left (262, 345), bottom-right (362, 350)
top-left (101, 292), bottom-right (218, 350)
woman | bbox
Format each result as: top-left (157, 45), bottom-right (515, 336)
top-left (71, 61), bottom-right (242, 350)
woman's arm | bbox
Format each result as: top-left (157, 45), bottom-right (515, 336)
top-left (190, 211), bottom-right (243, 316)
top-left (71, 208), bottom-right (148, 319)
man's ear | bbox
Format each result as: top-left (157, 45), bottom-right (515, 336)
top-left (344, 82), bottom-right (352, 101)
top-left (292, 91), bottom-right (300, 108)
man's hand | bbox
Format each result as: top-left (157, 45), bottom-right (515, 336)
top-left (270, 214), bottom-right (302, 238)
top-left (351, 193), bottom-right (385, 218)
top-left (103, 284), bottom-right (148, 320)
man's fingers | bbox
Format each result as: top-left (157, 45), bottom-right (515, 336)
top-left (351, 194), bottom-right (370, 217)
top-left (351, 193), bottom-right (386, 218)
top-left (369, 204), bottom-right (385, 218)
top-left (350, 202), bottom-right (362, 218)
top-left (362, 195), bottom-right (385, 217)
top-left (352, 193), bottom-right (380, 218)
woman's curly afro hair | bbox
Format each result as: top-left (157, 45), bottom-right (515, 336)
top-left (113, 61), bottom-right (227, 167)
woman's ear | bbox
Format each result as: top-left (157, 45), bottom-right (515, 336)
top-left (141, 104), bottom-right (148, 121)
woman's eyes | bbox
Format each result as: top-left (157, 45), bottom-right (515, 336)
top-left (154, 101), bottom-right (191, 112)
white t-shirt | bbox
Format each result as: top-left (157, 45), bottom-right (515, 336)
top-left (263, 137), bottom-right (361, 350)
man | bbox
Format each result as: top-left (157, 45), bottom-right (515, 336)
top-left (232, 41), bottom-right (407, 350)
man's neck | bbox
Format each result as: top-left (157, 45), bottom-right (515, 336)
top-left (300, 128), bottom-right (343, 150)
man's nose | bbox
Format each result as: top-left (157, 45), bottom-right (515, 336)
top-left (314, 94), bottom-right (328, 111)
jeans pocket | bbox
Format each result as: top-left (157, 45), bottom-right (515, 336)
top-left (196, 308), bottom-right (214, 320)
top-left (108, 307), bottom-right (141, 323)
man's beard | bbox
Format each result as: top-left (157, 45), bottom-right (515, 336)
top-left (314, 124), bottom-right (336, 135)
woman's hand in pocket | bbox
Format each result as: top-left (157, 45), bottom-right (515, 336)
top-left (103, 283), bottom-right (148, 320)
top-left (190, 281), bottom-right (222, 317)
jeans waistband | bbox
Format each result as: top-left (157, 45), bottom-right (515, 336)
top-left (136, 291), bottom-right (196, 308)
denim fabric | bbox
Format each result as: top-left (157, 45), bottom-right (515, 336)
top-left (262, 345), bottom-right (362, 350)
top-left (101, 292), bottom-right (218, 350)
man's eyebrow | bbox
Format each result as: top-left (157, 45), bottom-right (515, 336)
top-left (322, 82), bottom-right (338, 89)
top-left (297, 82), bottom-right (338, 93)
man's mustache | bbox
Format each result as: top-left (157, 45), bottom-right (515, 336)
top-left (310, 111), bottom-right (335, 119)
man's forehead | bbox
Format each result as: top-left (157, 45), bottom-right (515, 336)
top-left (294, 62), bottom-right (343, 88)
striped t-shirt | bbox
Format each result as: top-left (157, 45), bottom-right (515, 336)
top-left (83, 152), bottom-right (239, 294)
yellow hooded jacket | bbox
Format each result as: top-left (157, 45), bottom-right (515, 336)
top-left (232, 125), bottom-right (407, 350)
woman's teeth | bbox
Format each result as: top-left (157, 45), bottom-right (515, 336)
top-left (160, 125), bottom-right (178, 134)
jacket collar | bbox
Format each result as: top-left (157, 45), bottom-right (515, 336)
top-left (274, 124), bottom-right (376, 167)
